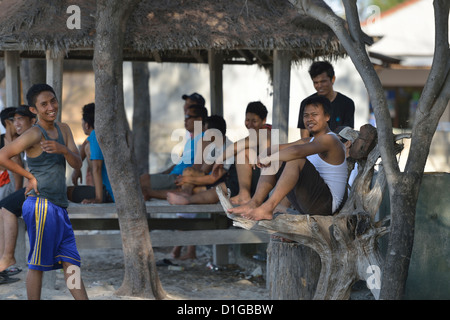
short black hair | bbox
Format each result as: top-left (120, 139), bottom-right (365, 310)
top-left (0, 107), bottom-right (16, 127)
top-left (26, 84), bottom-right (57, 108)
top-left (245, 101), bottom-right (268, 121)
top-left (303, 95), bottom-right (332, 116)
top-left (308, 61), bottom-right (335, 80)
top-left (187, 104), bottom-right (208, 123)
top-left (206, 115), bottom-right (227, 136)
top-left (82, 103), bottom-right (95, 129)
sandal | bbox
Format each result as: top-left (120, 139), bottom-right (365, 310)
top-left (156, 258), bottom-right (178, 267)
top-left (0, 274), bottom-right (20, 285)
top-left (0, 266), bottom-right (22, 276)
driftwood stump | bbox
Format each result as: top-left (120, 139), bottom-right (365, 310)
top-left (216, 133), bottom-right (408, 300)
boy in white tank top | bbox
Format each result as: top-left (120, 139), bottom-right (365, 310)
top-left (229, 96), bottom-right (348, 221)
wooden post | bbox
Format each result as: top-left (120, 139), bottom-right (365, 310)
top-left (208, 49), bottom-right (223, 116)
top-left (4, 51), bottom-right (21, 107)
top-left (272, 50), bottom-right (291, 144)
top-left (46, 50), bottom-right (64, 122)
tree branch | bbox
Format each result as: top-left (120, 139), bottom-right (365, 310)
top-left (415, 0), bottom-right (449, 117)
top-left (342, 0), bottom-right (363, 44)
top-left (289, 0), bottom-right (400, 185)
top-left (404, 0), bottom-right (450, 174)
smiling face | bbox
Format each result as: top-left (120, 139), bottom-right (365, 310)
top-left (312, 72), bottom-right (335, 100)
top-left (245, 112), bottom-right (266, 132)
top-left (303, 103), bottom-right (330, 135)
top-left (13, 114), bottom-right (34, 135)
top-left (30, 91), bottom-right (58, 123)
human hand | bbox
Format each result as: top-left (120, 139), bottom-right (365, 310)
top-left (81, 198), bottom-right (102, 204)
top-left (212, 163), bottom-right (224, 177)
top-left (25, 176), bottom-right (39, 196)
top-left (71, 168), bottom-right (82, 185)
top-left (257, 154), bottom-right (272, 168)
top-left (41, 140), bottom-right (65, 154)
top-left (175, 175), bottom-right (192, 186)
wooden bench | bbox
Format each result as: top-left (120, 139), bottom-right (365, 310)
top-left (16, 199), bottom-right (270, 269)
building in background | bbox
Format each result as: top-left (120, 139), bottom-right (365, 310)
top-left (361, 0), bottom-right (449, 171)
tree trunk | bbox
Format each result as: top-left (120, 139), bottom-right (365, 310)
top-left (380, 175), bottom-right (420, 299)
top-left (288, 0), bottom-right (449, 300)
top-left (132, 62), bottom-right (151, 176)
top-left (267, 239), bottom-right (321, 299)
top-left (0, 59), bottom-right (4, 82)
top-left (93, 0), bottom-right (166, 299)
top-left (20, 59), bottom-right (46, 100)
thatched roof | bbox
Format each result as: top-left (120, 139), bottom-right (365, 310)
top-left (0, 0), bottom-right (345, 65)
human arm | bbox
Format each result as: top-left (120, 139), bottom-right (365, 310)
top-left (258, 134), bottom-right (336, 166)
top-left (11, 154), bottom-right (24, 191)
top-left (72, 138), bottom-right (89, 185)
top-left (41, 123), bottom-right (82, 170)
top-left (190, 134), bottom-right (214, 172)
top-left (300, 129), bottom-right (310, 139)
top-left (176, 166), bottom-right (226, 186)
top-left (82, 159), bottom-right (103, 204)
top-left (0, 128), bottom-right (41, 195)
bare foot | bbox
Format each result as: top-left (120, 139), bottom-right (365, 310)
top-left (167, 192), bottom-right (190, 205)
top-left (227, 200), bottom-right (258, 216)
top-left (230, 193), bottom-right (252, 206)
top-left (0, 256), bottom-right (16, 273)
top-left (179, 246), bottom-right (196, 260)
top-left (241, 204), bottom-right (274, 221)
top-left (171, 246), bottom-right (181, 259)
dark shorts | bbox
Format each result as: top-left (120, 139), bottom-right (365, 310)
top-left (285, 159), bottom-right (333, 216)
top-left (70, 185), bottom-right (114, 203)
top-left (224, 164), bottom-right (261, 197)
top-left (0, 187), bottom-right (26, 217)
top-left (149, 174), bottom-right (178, 190)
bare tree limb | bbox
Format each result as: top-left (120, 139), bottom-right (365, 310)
top-left (405, 0), bottom-right (450, 174)
top-left (289, 0), bottom-right (400, 184)
top-left (342, 0), bottom-right (363, 44)
top-left (416, 0), bottom-right (450, 116)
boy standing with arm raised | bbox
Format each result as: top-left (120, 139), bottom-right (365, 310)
top-left (0, 84), bottom-right (88, 300)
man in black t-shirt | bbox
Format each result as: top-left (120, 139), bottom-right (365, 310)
top-left (297, 61), bottom-right (355, 138)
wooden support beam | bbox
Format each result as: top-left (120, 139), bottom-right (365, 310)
top-left (151, 50), bottom-right (162, 63)
top-left (46, 50), bottom-right (64, 122)
top-left (237, 49), bottom-right (254, 64)
top-left (189, 49), bottom-right (205, 63)
top-left (74, 229), bottom-right (270, 249)
top-left (4, 50), bottom-right (21, 107)
top-left (272, 50), bottom-right (292, 144)
top-left (208, 49), bottom-right (223, 116)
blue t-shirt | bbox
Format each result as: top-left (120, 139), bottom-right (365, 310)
top-left (170, 132), bottom-right (204, 175)
top-left (87, 130), bottom-right (114, 202)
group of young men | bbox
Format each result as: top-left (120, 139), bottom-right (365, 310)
top-left (0, 59), bottom-right (357, 299)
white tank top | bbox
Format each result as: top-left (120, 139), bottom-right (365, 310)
top-left (307, 132), bottom-right (348, 212)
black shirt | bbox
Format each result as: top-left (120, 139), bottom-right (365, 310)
top-left (297, 92), bottom-right (355, 131)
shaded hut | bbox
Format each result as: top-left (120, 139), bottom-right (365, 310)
top-left (0, 0), bottom-right (345, 141)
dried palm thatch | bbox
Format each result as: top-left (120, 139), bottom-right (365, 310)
top-left (0, 0), bottom-right (346, 64)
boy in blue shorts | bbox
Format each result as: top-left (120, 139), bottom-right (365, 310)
top-left (0, 84), bottom-right (88, 300)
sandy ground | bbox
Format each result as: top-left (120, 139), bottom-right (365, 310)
top-left (0, 245), bottom-right (269, 300)
top-left (0, 245), bottom-right (373, 301)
